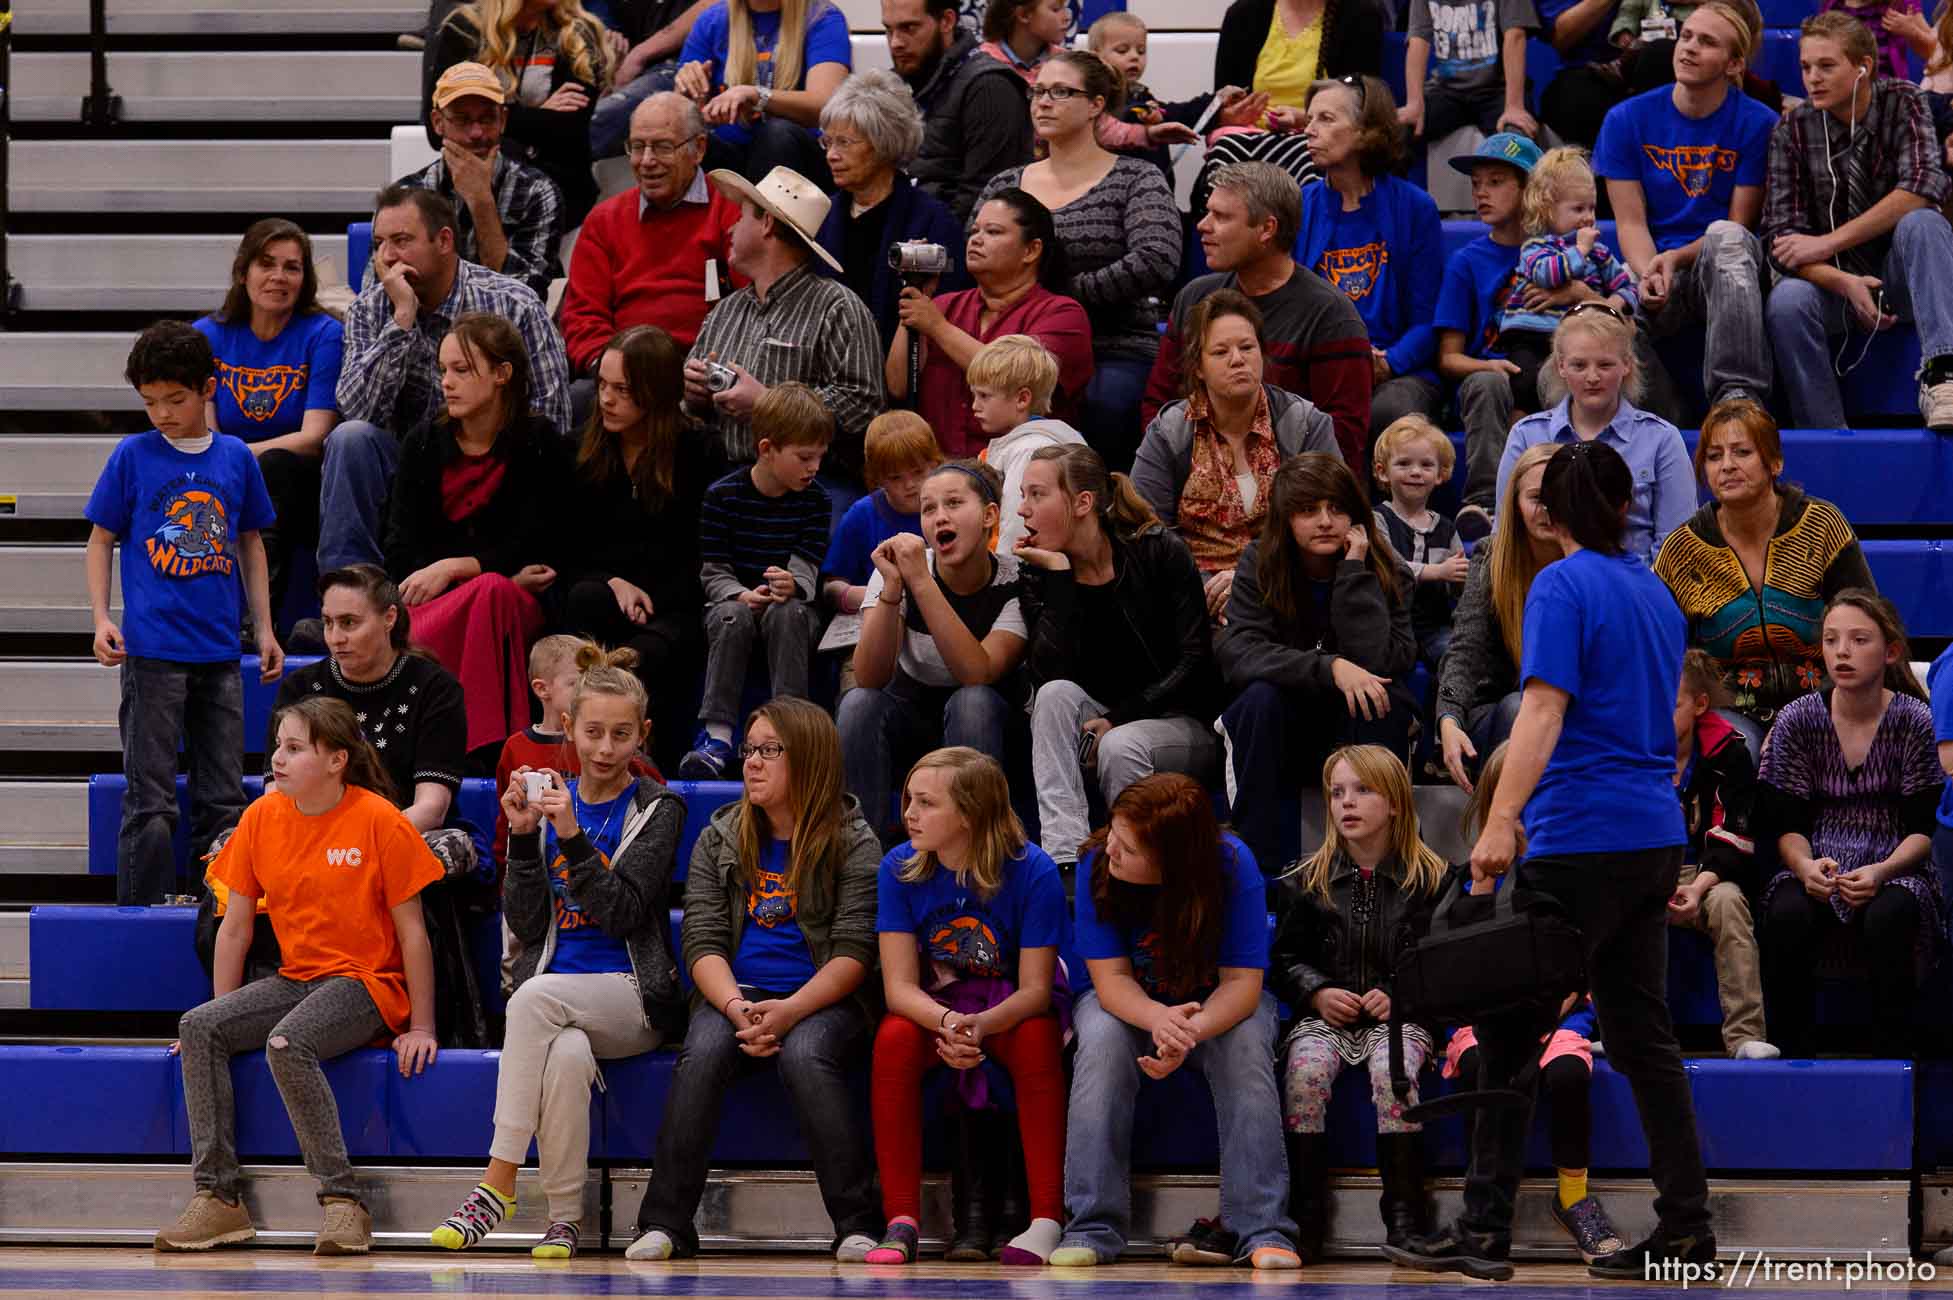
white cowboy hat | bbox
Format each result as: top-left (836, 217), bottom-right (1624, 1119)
top-left (708, 165), bottom-right (844, 274)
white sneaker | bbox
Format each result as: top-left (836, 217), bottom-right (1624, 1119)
top-left (835, 1232), bottom-right (877, 1262)
top-left (1921, 378), bottom-right (1953, 433)
top-left (625, 1228), bottom-right (675, 1261)
top-left (1733, 1039), bottom-right (1781, 1060)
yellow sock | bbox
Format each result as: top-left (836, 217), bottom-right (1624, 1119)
top-left (1558, 1169), bottom-right (1587, 1209)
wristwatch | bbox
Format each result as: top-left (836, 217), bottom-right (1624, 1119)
top-left (754, 85), bottom-right (772, 118)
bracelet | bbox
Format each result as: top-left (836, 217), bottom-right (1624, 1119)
top-left (878, 593), bottom-right (903, 607)
top-left (939, 1007), bottom-right (952, 1028)
top-left (724, 993), bottom-right (744, 1017)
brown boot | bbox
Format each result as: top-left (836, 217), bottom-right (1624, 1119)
top-left (315, 1197), bottom-right (371, 1256)
top-left (154, 1191), bottom-right (256, 1251)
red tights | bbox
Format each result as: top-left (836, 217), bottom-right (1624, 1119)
top-left (870, 1011), bottom-right (1066, 1224)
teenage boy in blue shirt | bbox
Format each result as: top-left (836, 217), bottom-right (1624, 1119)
top-left (86, 322), bottom-right (283, 905)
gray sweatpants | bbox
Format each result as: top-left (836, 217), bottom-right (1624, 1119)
top-left (1030, 679), bottom-right (1218, 864)
top-left (491, 972), bottom-right (662, 1223)
top-left (179, 974), bottom-right (387, 1205)
top-left (699, 597), bottom-right (817, 727)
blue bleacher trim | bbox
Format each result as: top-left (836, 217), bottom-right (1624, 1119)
top-left (0, 1040), bottom-right (1908, 1171)
top-left (1863, 540), bottom-right (1953, 638)
top-left (347, 222), bottom-right (372, 293)
top-left (30, 905), bottom-right (213, 1013)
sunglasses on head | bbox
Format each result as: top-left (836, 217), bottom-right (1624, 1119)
top-left (1566, 301), bottom-right (1626, 323)
top-left (1335, 74), bottom-right (1366, 109)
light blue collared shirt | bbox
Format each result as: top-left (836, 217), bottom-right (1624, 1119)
top-left (1494, 396), bottom-right (1696, 563)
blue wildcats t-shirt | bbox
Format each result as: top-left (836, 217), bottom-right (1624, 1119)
top-left (1536, 0), bottom-right (1617, 67)
top-left (1928, 646), bottom-right (1953, 830)
top-left (545, 779), bottom-right (637, 975)
top-left (680, 0), bottom-right (853, 147)
top-left (1593, 87), bottom-right (1776, 253)
top-left (877, 843), bottom-right (1064, 985)
top-left (84, 431), bottom-right (277, 663)
top-left (1435, 235), bottom-right (1525, 360)
top-left (733, 839), bottom-right (820, 993)
top-left (1074, 836), bottom-right (1265, 1000)
top-left (193, 312), bottom-right (345, 442)
top-left (1517, 548), bottom-right (1688, 857)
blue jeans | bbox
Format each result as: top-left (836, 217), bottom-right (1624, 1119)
top-left (590, 62), bottom-right (679, 158)
top-left (634, 999), bottom-right (880, 1254)
top-left (1082, 355), bottom-right (1153, 473)
top-left (317, 419), bottom-right (398, 571)
top-left (1766, 208), bottom-right (1953, 428)
top-left (118, 656), bottom-right (246, 904)
top-left (1060, 989), bottom-right (1297, 1261)
top-left (837, 680), bottom-right (1014, 845)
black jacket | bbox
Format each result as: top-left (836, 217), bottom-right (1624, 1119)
top-left (424, 6), bottom-right (603, 221)
top-left (1270, 853), bottom-right (1436, 1014)
top-left (1217, 0), bottom-right (1386, 90)
top-left (570, 433), bottom-right (713, 620)
top-left (1217, 542), bottom-right (1417, 708)
top-left (1434, 546), bottom-right (1517, 729)
top-left (1019, 528), bottom-right (1221, 727)
top-left (1679, 711), bottom-right (1764, 900)
top-left (904, 32), bottom-right (1034, 223)
top-left (383, 412), bottom-right (570, 584)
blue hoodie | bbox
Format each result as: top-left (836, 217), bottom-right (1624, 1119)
top-left (1295, 174), bottom-right (1444, 384)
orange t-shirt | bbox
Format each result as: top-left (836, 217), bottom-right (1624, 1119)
top-left (210, 785), bottom-right (445, 1035)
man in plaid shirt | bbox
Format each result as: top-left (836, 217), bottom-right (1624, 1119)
top-left (1762, 11), bottom-right (1953, 430)
top-left (319, 186), bottom-right (571, 571)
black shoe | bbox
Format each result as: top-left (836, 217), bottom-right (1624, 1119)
top-left (1375, 1133), bottom-right (1430, 1251)
top-left (1380, 1221), bottom-right (1513, 1281)
top-left (1167, 1217), bottom-right (1238, 1266)
top-left (945, 1111), bottom-right (994, 1261)
top-left (1587, 1229), bottom-right (1718, 1280)
top-left (1284, 1132), bottom-right (1329, 1261)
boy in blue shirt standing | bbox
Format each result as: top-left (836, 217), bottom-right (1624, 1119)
top-left (86, 322), bottom-right (283, 905)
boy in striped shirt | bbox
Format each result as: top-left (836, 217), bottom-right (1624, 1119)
top-left (679, 382), bottom-right (834, 778)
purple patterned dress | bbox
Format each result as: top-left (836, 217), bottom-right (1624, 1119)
top-left (1757, 690), bottom-right (1946, 972)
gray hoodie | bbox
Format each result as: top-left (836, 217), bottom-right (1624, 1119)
top-left (986, 417), bottom-right (1086, 553)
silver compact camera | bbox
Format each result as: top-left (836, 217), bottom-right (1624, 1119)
top-left (704, 361), bottom-right (739, 394)
top-left (887, 242), bottom-right (951, 276)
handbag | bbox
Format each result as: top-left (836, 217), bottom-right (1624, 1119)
top-left (1386, 872), bottom-right (1586, 1122)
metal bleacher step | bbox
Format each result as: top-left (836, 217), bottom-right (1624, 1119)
top-left (16, 0), bottom-right (427, 36)
top-left (0, 1162), bottom-right (1908, 1259)
top-left (0, 442), bottom-right (120, 522)
top-left (0, 782), bottom-right (89, 876)
top-left (0, 661), bottom-right (123, 752)
top-left (8, 237), bottom-right (324, 315)
top-left (12, 52), bottom-right (422, 124)
top-left (0, 333), bottom-right (138, 412)
top-left (0, 544), bottom-right (117, 636)
top-left (9, 140), bottom-right (389, 215)
top-left (0, 912), bottom-right (25, 1009)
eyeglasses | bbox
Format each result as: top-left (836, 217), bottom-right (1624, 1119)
top-left (739, 742), bottom-right (787, 761)
top-left (626, 135), bottom-right (702, 161)
top-left (1566, 301), bottom-right (1627, 322)
top-left (1028, 84), bottom-right (1089, 102)
top-left (822, 133), bottom-right (870, 153)
top-left (440, 109), bottom-right (503, 131)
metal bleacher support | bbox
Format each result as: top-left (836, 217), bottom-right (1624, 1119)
top-left (15, 0), bottom-right (426, 36)
top-left (11, 51), bottom-right (422, 122)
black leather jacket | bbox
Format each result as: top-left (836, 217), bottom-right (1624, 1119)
top-left (1269, 853), bottom-right (1435, 1014)
top-left (1018, 528), bottom-right (1222, 726)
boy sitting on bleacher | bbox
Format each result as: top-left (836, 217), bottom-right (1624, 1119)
top-left (1400, 0), bottom-right (1541, 154)
top-left (85, 322), bottom-right (284, 906)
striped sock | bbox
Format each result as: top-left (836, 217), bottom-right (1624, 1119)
top-left (431, 1183), bottom-right (514, 1251)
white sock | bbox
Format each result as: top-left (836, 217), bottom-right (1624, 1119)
top-left (1007, 1217), bottom-right (1063, 1261)
top-left (836, 1232), bottom-right (878, 1262)
top-left (625, 1228), bottom-right (675, 1261)
top-left (705, 721), bottom-right (733, 745)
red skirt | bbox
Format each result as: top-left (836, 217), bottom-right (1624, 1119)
top-left (410, 573), bottom-right (544, 752)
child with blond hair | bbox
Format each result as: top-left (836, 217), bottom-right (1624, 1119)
top-left (1372, 415), bottom-right (1467, 673)
top-left (968, 334), bottom-right (1085, 552)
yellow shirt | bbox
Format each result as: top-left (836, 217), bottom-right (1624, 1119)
top-left (1254, 2), bottom-right (1324, 113)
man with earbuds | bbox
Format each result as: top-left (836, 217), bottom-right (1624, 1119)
top-left (1763, 10), bottom-right (1953, 430)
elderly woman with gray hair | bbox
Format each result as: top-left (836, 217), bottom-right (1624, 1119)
top-left (814, 69), bottom-right (969, 352)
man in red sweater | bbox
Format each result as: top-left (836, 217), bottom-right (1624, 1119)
top-left (560, 92), bottom-right (744, 425)
top-left (1141, 161), bottom-right (1374, 469)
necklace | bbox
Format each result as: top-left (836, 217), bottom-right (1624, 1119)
top-left (570, 777), bottom-right (629, 852)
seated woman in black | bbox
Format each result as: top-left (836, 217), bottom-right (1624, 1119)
top-left (562, 324), bottom-right (712, 771)
top-left (1757, 590), bottom-right (1946, 1059)
top-left (383, 311), bottom-right (570, 759)
top-left (1215, 452), bottom-right (1415, 877)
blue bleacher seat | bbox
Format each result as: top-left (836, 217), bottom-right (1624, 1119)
top-left (346, 222), bottom-right (371, 293)
top-left (0, 1046), bottom-right (182, 1157)
top-left (30, 905), bottom-right (211, 1012)
top-left (1862, 540), bottom-right (1953, 638)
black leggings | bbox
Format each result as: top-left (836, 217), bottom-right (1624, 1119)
top-left (1762, 883), bottom-right (1921, 1058)
top-left (1456, 1045), bottom-right (1592, 1171)
top-left (563, 576), bottom-right (699, 772)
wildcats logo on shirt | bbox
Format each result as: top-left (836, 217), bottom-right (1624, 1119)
top-left (218, 360), bottom-right (308, 425)
top-left (1319, 243), bottom-right (1389, 302)
top-left (1640, 144), bottom-right (1741, 197)
top-left (144, 478), bottom-right (234, 578)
